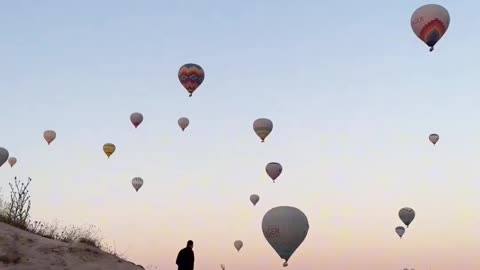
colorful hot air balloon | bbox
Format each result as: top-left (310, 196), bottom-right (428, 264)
top-left (178, 63), bottom-right (205, 97)
top-left (399, 207), bottom-right (415, 228)
top-left (8, 157), bottom-right (17, 168)
top-left (43, 130), bottom-right (56, 145)
top-left (0, 147), bottom-right (9, 167)
top-left (178, 117), bottom-right (190, 131)
top-left (132, 177), bottom-right (144, 192)
top-left (266, 162), bottom-right (282, 183)
top-left (396, 226), bottom-right (406, 239)
top-left (411, 4), bottom-right (450, 52)
top-left (262, 206), bottom-right (309, 267)
top-left (429, 133), bottom-right (439, 145)
top-left (103, 143), bottom-right (116, 158)
top-left (250, 194), bottom-right (260, 206)
top-left (130, 112), bottom-right (144, 128)
top-left (253, 118), bottom-right (273, 142)
top-left (233, 240), bottom-right (243, 252)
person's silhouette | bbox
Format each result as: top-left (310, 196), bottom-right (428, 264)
top-left (176, 240), bottom-right (195, 270)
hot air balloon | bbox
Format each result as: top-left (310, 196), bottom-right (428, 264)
top-left (178, 117), bottom-right (190, 131)
top-left (399, 207), bottom-right (415, 228)
top-left (253, 118), bottom-right (273, 142)
top-left (130, 112), bottom-right (143, 128)
top-left (0, 147), bottom-right (9, 167)
top-left (178, 63), bottom-right (205, 97)
top-left (395, 226), bottom-right (406, 239)
top-left (411, 4), bottom-right (450, 52)
top-left (8, 157), bottom-right (17, 168)
top-left (262, 206), bottom-right (309, 267)
top-left (132, 177), bottom-right (144, 192)
top-left (234, 240), bottom-right (243, 252)
top-left (250, 194), bottom-right (260, 206)
top-left (43, 130), bottom-right (56, 145)
top-left (103, 143), bottom-right (116, 158)
top-left (429, 133), bottom-right (439, 145)
top-left (266, 162), bottom-right (282, 183)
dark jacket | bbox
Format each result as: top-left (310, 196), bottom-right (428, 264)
top-left (176, 246), bottom-right (194, 270)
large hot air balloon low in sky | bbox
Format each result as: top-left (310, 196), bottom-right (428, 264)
top-left (253, 118), bottom-right (273, 142)
top-left (0, 147), bottom-right (9, 168)
top-left (429, 133), bottom-right (439, 146)
top-left (396, 226), bottom-right (406, 239)
top-left (250, 194), bottom-right (260, 206)
top-left (234, 240), bottom-right (243, 252)
top-left (8, 157), bottom-right (17, 168)
top-left (103, 143), bottom-right (116, 158)
top-left (266, 162), bottom-right (282, 183)
top-left (132, 177), bottom-right (144, 192)
top-left (178, 63), bottom-right (205, 97)
top-left (178, 117), bottom-right (190, 131)
top-left (399, 207), bottom-right (415, 228)
top-left (262, 206), bottom-right (309, 267)
top-left (411, 4), bottom-right (450, 52)
top-left (130, 112), bottom-right (144, 128)
top-left (43, 130), bottom-right (56, 145)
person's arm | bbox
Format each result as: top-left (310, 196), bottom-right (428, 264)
top-left (176, 250), bottom-right (182, 265)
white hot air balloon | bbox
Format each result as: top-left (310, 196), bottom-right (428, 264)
top-left (399, 207), bottom-right (415, 228)
top-left (132, 177), bottom-right (144, 192)
top-left (429, 133), bottom-right (439, 146)
top-left (262, 206), bottom-right (309, 267)
top-left (266, 162), bottom-right (283, 183)
top-left (0, 147), bottom-right (9, 168)
top-left (178, 117), bottom-right (190, 131)
top-left (8, 157), bottom-right (17, 168)
top-left (411, 4), bottom-right (450, 52)
top-left (43, 130), bottom-right (56, 145)
top-left (253, 118), bottom-right (273, 142)
top-left (234, 240), bottom-right (243, 252)
top-left (395, 226), bottom-right (406, 239)
top-left (130, 112), bottom-right (144, 128)
top-left (250, 194), bottom-right (260, 206)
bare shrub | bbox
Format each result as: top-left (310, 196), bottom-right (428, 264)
top-left (4, 177), bottom-right (32, 229)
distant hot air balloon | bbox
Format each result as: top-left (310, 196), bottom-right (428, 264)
top-left (395, 226), bottom-right (406, 239)
top-left (43, 130), bottom-right (56, 145)
top-left (253, 118), bottom-right (273, 142)
top-left (178, 117), bottom-right (190, 131)
top-left (103, 143), bottom-right (116, 158)
top-left (399, 207), bottom-right (415, 228)
top-left (178, 63), bottom-right (205, 97)
top-left (411, 4), bottom-right (450, 52)
top-left (266, 162), bottom-right (282, 183)
top-left (132, 177), bottom-right (144, 192)
top-left (234, 240), bottom-right (243, 252)
top-left (429, 133), bottom-right (439, 145)
top-left (250, 194), bottom-right (260, 206)
top-left (262, 206), bottom-right (309, 267)
top-left (8, 157), bottom-right (17, 168)
top-left (0, 147), bottom-right (9, 167)
top-left (130, 112), bottom-right (144, 128)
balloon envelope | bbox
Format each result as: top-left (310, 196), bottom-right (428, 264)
top-left (399, 207), bottom-right (415, 227)
top-left (262, 206), bottom-right (309, 266)
top-left (395, 226), bottom-right (405, 238)
top-left (178, 63), bottom-right (205, 97)
top-left (0, 147), bottom-right (9, 167)
top-left (411, 4), bottom-right (450, 51)
top-left (266, 162), bottom-right (282, 182)
top-left (132, 177), bottom-right (144, 192)
top-left (253, 118), bottom-right (273, 142)
top-left (8, 157), bottom-right (17, 167)
top-left (178, 117), bottom-right (190, 131)
top-left (103, 143), bottom-right (116, 158)
top-left (233, 240), bottom-right (243, 251)
top-left (130, 112), bottom-right (144, 128)
top-left (43, 130), bottom-right (56, 145)
top-left (250, 194), bottom-right (260, 206)
top-left (429, 133), bottom-right (439, 145)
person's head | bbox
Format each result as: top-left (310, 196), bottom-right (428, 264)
top-left (187, 240), bottom-right (194, 248)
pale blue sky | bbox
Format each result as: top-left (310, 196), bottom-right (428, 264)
top-left (1, 1), bottom-right (480, 269)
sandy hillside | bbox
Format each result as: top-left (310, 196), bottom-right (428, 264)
top-left (0, 222), bottom-right (145, 270)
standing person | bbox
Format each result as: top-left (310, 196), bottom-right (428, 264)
top-left (176, 240), bottom-right (195, 270)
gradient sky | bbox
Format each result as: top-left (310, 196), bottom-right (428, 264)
top-left (1, 0), bottom-right (479, 269)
